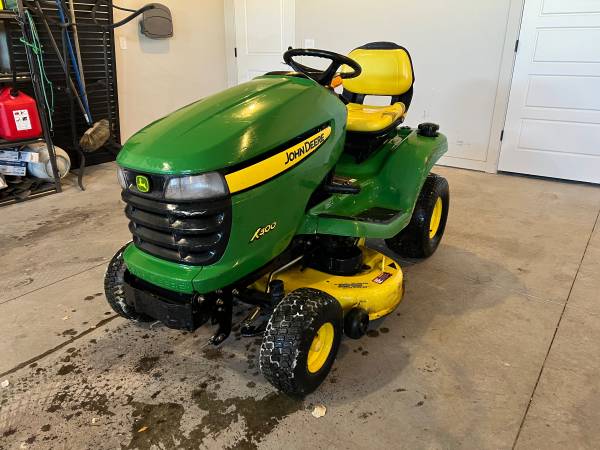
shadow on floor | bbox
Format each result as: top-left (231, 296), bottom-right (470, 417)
top-left (0, 241), bottom-right (522, 449)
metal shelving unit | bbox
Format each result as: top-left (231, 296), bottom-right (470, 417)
top-left (18, 0), bottom-right (122, 169)
top-left (0, 9), bottom-right (16, 20)
top-left (0, 180), bottom-right (56, 206)
top-left (0, 136), bottom-right (43, 149)
top-left (0, 0), bottom-right (61, 206)
top-left (0, 72), bottom-right (31, 82)
top-left (0, 0), bottom-right (121, 205)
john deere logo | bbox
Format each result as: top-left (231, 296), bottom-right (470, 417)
top-left (136, 175), bottom-right (150, 193)
top-left (284, 132), bottom-right (327, 165)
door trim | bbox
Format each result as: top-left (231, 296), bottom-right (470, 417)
top-left (413, 0), bottom-right (526, 173)
top-left (223, 0), bottom-right (296, 87)
top-left (485, 0), bottom-right (526, 173)
top-left (224, 0), bottom-right (238, 87)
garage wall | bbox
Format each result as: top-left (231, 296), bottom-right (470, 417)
top-left (295, 0), bottom-right (519, 171)
top-left (114, 0), bottom-right (228, 140)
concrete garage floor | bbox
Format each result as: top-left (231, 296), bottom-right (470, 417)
top-left (1, 163), bottom-right (600, 450)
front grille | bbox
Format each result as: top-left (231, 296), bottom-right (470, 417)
top-left (122, 190), bottom-right (232, 266)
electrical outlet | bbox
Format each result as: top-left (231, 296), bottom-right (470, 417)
top-left (304, 39), bottom-right (315, 48)
top-left (119, 36), bottom-right (128, 50)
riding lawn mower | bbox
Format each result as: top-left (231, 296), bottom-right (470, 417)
top-left (105, 42), bottom-right (450, 396)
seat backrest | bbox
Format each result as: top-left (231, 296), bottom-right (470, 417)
top-left (343, 42), bottom-right (415, 107)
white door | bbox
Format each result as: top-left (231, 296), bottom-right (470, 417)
top-left (233, 0), bottom-right (295, 84)
top-left (498, 0), bottom-right (600, 183)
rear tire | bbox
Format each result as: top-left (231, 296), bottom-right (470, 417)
top-left (104, 243), bottom-right (152, 322)
top-left (259, 288), bottom-right (343, 397)
top-left (386, 173), bottom-right (449, 258)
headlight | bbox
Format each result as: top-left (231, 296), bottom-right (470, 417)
top-left (164, 172), bottom-right (228, 200)
top-left (117, 167), bottom-right (127, 189)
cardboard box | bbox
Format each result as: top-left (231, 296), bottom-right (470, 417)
top-left (0, 149), bottom-right (19, 161)
top-left (0, 149), bottom-right (39, 163)
top-left (0, 160), bottom-right (26, 176)
top-left (19, 151), bottom-right (39, 163)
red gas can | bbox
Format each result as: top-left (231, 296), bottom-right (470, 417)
top-left (0, 88), bottom-right (42, 141)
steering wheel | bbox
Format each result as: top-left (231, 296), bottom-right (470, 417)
top-left (283, 48), bottom-right (362, 86)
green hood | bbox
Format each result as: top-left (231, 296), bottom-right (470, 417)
top-left (117, 75), bottom-right (344, 175)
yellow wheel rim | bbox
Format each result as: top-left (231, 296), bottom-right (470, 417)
top-left (307, 323), bottom-right (335, 374)
top-left (429, 197), bottom-right (443, 239)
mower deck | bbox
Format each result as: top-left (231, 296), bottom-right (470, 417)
top-left (255, 247), bottom-right (404, 320)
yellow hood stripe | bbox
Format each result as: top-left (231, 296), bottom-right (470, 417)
top-left (225, 126), bottom-right (332, 194)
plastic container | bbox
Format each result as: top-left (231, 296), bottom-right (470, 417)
top-left (26, 142), bottom-right (71, 180)
top-left (0, 88), bottom-right (42, 141)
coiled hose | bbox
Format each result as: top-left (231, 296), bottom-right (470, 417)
top-left (19, 9), bottom-right (54, 130)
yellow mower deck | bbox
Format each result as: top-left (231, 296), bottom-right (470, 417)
top-left (256, 247), bottom-right (404, 320)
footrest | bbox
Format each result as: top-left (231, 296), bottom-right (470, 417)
top-left (319, 207), bottom-right (401, 225)
top-left (356, 207), bottom-right (401, 224)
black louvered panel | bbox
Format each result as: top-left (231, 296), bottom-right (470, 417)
top-left (9, 1), bottom-right (120, 167)
top-left (121, 188), bottom-right (233, 267)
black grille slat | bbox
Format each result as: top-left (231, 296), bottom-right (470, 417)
top-left (133, 239), bottom-right (218, 266)
top-left (122, 191), bottom-right (227, 218)
top-left (129, 223), bottom-right (224, 250)
top-left (125, 206), bottom-right (224, 234)
top-left (123, 182), bottom-right (231, 266)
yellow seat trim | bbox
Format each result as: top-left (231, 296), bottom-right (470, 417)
top-left (343, 48), bottom-right (413, 96)
top-left (346, 102), bottom-right (405, 133)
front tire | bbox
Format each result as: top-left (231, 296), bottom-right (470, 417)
top-left (386, 173), bottom-right (449, 258)
top-left (104, 243), bottom-right (152, 322)
top-left (259, 288), bottom-right (343, 396)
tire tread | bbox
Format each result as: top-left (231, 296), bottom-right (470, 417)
top-left (386, 173), bottom-right (449, 258)
top-left (104, 243), bottom-right (152, 322)
top-left (259, 288), bottom-right (341, 396)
